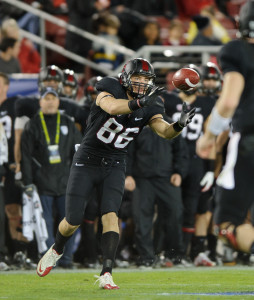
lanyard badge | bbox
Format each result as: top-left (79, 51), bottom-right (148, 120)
top-left (39, 111), bottom-right (62, 164)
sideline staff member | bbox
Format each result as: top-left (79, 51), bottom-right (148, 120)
top-left (21, 87), bottom-right (82, 268)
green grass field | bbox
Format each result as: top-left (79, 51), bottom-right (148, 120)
top-left (1, 267), bottom-right (254, 300)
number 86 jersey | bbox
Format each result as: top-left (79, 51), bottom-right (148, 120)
top-left (163, 91), bottom-right (216, 157)
top-left (75, 77), bottom-right (164, 160)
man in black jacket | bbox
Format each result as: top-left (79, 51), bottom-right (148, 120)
top-left (21, 87), bottom-right (82, 268)
top-left (127, 118), bottom-right (189, 267)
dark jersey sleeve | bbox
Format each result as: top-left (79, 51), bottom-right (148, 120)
top-left (218, 40), bottom-right (247, 77)
top-left (145, 98), bottom-right (165, 122)
top-left (96, 76), bottom-right (128, 99)
top-left (59, 97), bottom-right (87, 132)
top-left (15, 96), bottom-right (40, 118)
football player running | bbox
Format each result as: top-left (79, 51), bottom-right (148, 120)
top-left (36, 58), bottom-right (195, 289)
top-left (196, 1), bottom-right (254, 259)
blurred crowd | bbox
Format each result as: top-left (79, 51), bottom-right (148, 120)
top-left (0, 0), bottom-right (250, 271)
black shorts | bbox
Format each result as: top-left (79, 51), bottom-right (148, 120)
top-left (65, 152), bottom-right (126, 226)
top-left (3, 169), bottom-right (22, 205)
top-left (214, 133), bottom-right (254, 226)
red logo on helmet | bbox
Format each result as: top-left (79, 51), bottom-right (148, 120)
top-left (209, 67), bottom-right (216, 74)
top-left (50, 69), bottom-right (57, 76)
top-left (141, 60), bottom-right (149, 72)
top-left (67, 74), bottom-right (74, 82)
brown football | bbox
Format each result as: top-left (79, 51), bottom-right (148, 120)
top-left (172, 68), bottom-right (200, 91)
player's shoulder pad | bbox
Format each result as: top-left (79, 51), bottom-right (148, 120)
top-left (96, 76), bottom-right (128, 99)
top-left (218, 40), bottom-right (242, 61)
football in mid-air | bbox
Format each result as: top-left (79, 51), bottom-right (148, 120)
top-left (172, 68), bottom-right (200, 91)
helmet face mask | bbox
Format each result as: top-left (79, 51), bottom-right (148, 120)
top-left (201, 62), bottom-right (222, 95)
top-left (120, 58), bottom-right (156, 99)
top-left (38, 65), bottom-right (63, 94)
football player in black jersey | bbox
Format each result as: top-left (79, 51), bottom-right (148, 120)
top-left (200, 62), bottom-right (222, 98)
top-left (60, 69), bottom-right (79, 100)
top-left (196, 0), bottom-right (254, 258)
top-left (187, 63), bottom-right (223, 266)
top-left (162, 65), bottom-right (216, 265)
top-left (36, 58), bottom-right (195, 289)
top-left (0, 72), bottom-right (29, 258)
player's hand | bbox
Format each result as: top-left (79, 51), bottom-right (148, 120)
top-left (200, 171), bottom-right (214, 192)
top-left (125, 176), bottom-right (136, 191)
top-left (196, 134), bottom-right (216, 159)
top-left (178, 102), bottom-right (196, 128)
top-left (23, 184), bottom-right (37, 198)
top-left (170, 173), bottom-right (182, 187)
top-left (139, 87), bottom-right (165, 108)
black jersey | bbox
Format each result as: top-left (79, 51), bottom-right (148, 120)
top-left (218, 40), bottom-right (254, 134)
top-left (0, 96), bottom-right (21, 162)
top-left (163, 91), bottom-right (215, 156)
top-left (15, 95), bottom-right (87, 132)
top-left (75, 77), bottom-right (164, 160)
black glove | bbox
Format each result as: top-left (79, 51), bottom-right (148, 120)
top-left (173, 102), bottom-right (196, 132)
top-left (128, 87), bottom-right (165, 111)
top-left (139, 87), bottom-right (165, 108)
top-left (23, 184), bottom-right (37, 198)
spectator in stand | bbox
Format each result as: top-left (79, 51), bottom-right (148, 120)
top-left (91, 13), bottom-right (123, 71)
top-left (187, 5), bottom-right (231, 45)
top-left (1, 18), bottom-right (41, 73)
top-left (65, 0), bottom-right (109, 72)
top-left (176, 0), bottom-right (215, 19)
top-left (164, 19), bottom-right (186, 46)
top-left (114, 0), bottom-right (178, 18)
top-left (110, 4), bottom-right (146, 49)
top-left (191, 15), bottom-right (222, 46)
top-left (132, 19), bottom-right (162, 51)
top-left (0, 37), bottom-right (21, 74)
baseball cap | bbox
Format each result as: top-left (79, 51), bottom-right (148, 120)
top-left (40, 87), bottom-right (58, 98)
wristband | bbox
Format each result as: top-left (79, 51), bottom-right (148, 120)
top-left (128, 99), bottom-right (141, 111)
top-left (208, 107), bottom-right (231, 135)
top-left (203, 159), bottom-right (215, 171)
top-left (173, 122), bottom-right (184, 132)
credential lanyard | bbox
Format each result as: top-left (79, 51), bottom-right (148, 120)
top-left (39, 110), bottom-right (60, 145)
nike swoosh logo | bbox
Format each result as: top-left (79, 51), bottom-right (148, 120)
top-left (75, 163), bottom-right (84, 166)
top-left (135, 117), bottom-right (143, 121)
top-left (38, 263), bottom-right (43, 273)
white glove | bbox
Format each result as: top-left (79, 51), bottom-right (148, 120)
top-left (200, 171), bottom-right (214, 192)
top-left (75, 144), bottom-right (80, 152)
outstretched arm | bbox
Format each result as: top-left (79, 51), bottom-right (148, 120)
top-left (149, 102), bottom-right (196, 139)
top-left (96, 87), bottom-right (165, 115)
top-left (149, 115), bottom-right (181, 139)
